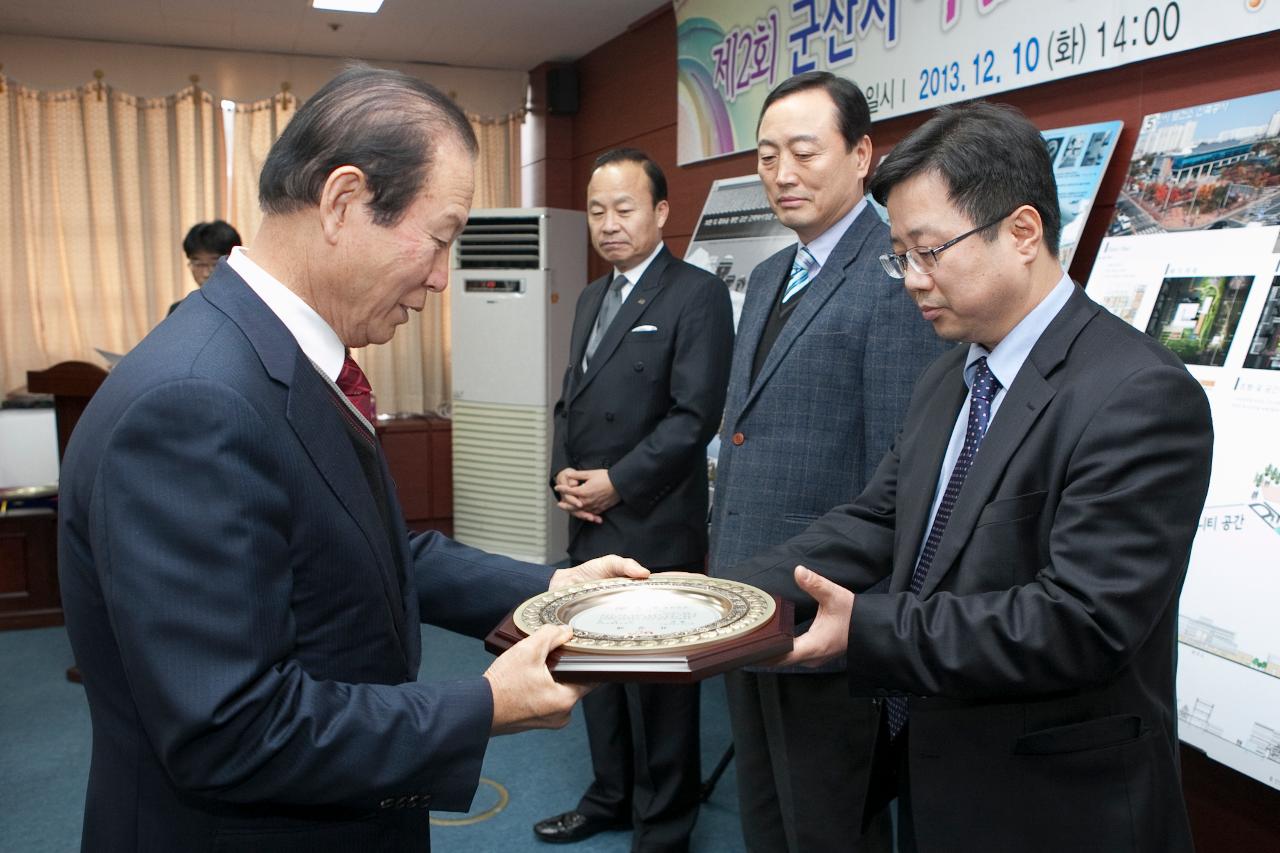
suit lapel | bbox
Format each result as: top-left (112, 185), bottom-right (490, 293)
top-left (570, 247), bottom-right (672, 400)
top-left (567, 272), bottom-right (611, 391)
top-left (201, 268), bottom-right (413, 663)
top-left (891, 350), bottom-right (969, 590)
top-left (286, 360), bottom-right (412, 658)
top-left (727, 249), bottom-right (790, 420)
top-left (738, 208), bottom-right (879, 418)
top-left (916, 285), bottom-right (1096, 597)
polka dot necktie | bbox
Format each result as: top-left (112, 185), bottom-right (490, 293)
top-left (886, 356), bottom-right (1001, 739)
top-left (337, 354), bottom-right (376, 426)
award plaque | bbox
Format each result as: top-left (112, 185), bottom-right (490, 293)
top-left (485, 577), bottom-right (794, 683)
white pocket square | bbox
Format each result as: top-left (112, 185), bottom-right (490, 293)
top-left (630, 324), bottom-right (659, 333)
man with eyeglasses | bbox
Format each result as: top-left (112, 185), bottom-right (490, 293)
top-left (734, 101), bottom-right (1212, 853)
top-left (709, 71), bottom-right (946, 853)
top-left (170, 220), bottom-right (242, 315)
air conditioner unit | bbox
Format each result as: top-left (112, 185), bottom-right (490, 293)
top-left (450, 208), bottom-right (586, 564)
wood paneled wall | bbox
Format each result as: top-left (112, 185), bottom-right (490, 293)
top-left (542, 8), bottom-right (1280, 851)
top-left (560, 9), bottom-right (1278, 286)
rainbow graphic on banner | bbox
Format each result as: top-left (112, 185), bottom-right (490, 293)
top-left (677, 16), bottom-right (775, 164)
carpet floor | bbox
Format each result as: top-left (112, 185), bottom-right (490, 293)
top-left (0, 624), bottom-right (749, 852)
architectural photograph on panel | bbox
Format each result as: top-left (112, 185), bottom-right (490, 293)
top-left (1112, 89), bottom-right (1280, 235)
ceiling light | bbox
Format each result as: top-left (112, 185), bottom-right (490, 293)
top-left (312, 0), bottom-right (385, 13)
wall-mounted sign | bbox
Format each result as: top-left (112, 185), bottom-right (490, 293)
top-left (675, 0), bottom-right (1278, 164)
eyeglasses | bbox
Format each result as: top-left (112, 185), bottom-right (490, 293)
top-left (187, 259), bottom-right (217, 271)
top-left (879, 210), bottom-right (1014, 279)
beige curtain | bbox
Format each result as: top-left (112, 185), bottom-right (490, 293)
top-left (229, 91), bottom-right (297, 247)
top-left (0, 73), bottom-right (223, 393)
top-left (1, 73), bottom-right (518, 410)
top-left (354, 110), bottom-right (523, 415)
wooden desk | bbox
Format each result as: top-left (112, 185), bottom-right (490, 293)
top-left (0, 509), bottom-right (61, 629)
top-left (1, 362), bottom-right (108, 634)
top-left (2, 372), bottom-right (454, 633)
top-left (376, 415), bottom-right (453, 536)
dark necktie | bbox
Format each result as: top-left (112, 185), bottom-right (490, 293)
top-left (887, 356), bottom-right (1001, 739)
top-left (585, 274), bottom-right (628, 366)
top-left (337, 354), bottom-right (376, 425)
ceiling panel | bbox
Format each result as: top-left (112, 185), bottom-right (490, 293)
top-left (0, 0), bottom-right (669, 70)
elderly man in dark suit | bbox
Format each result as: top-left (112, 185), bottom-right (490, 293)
top-left (57, 65), bottom-right (648, 853)
top-left (709, 72), bottom-right (947, 853)
top-left (747, 102), bottom-right (1213, 853)
top-left (534, 149), bottom-right (733, 851)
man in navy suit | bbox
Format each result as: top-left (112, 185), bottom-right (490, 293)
top-left (709, 72), bottom-right (947, 853)
top-left (534, 149), bottom-right (733, 851)
top-left (57, 65), bottom-right (647, 853)
top-left (753, 102), bottom-right (1212, 853)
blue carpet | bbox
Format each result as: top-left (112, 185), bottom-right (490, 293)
top-left (0, 625), bottom-right (746, 852)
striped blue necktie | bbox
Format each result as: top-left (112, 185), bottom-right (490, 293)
top-left (783, 246), bottom-right (817, 303)
top-left (886, 357), bottom-right (1002, 739)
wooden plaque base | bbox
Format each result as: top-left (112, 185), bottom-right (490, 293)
top-left (484, 596), bottom-right (794, 684)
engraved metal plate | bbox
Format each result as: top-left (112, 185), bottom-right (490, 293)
top-left (513, 577), bottom-right (776, 654)
top-left (0, 484), bottom-right (57, 500)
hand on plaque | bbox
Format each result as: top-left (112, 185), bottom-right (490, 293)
top-left (549, 554), bottom-right (650, 592)
top-left (484, 625), bottom-right (590, 734)
top-left (770, 566), bottom-right (854, 668)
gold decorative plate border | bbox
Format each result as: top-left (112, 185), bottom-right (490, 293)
top-left (513, 577), bottom-right (776, 654)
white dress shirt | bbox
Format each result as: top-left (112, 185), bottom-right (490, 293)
top-left (227, 247), bottom-right (346, 383)
top-left (913, 273), bottom-right (1076, 568)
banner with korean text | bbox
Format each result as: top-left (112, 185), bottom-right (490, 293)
top-left (674, 0), bottom-right (1279, 164)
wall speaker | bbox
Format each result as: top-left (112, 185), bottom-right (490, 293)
top-left (547, 67), bottom-right (579, 115)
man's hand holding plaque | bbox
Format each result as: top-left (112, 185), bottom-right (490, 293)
top-left (483, 555), bottom-right (651, 734)
top-left (549, 553), bottom-right (649, 591)
top-left (770, 566), bottom-right (854, 669)
top-left (484, 624), bottom-right (588, 736)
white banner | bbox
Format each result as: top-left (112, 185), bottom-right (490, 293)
top-left (675, 0), bottom-right (1279, 164)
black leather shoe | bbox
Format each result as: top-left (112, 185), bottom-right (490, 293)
top-left (533, 810), bottom-right (628, 844)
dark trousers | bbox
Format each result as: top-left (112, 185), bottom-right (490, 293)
top-left (876, 718), bottom-right (916, 853)
top-left (576, 680), bottom-right (701, 853)
top-left (724, 669), bottom-right (893, 853)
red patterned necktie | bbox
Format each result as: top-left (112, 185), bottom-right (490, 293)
top-left (336, 354), bottom-right (376, 425)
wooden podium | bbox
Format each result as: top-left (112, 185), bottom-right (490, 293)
top-left (3, 362), bottom-right (108, 680)
top-left (26, 361), bottom-right (108, 462)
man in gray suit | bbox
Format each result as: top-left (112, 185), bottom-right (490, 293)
top-left (709, 71), bottom-right (947, 853)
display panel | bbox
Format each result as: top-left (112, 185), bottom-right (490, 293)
top-left (683, 174), bottom-right (796, 329)
top-left (1087, 87), bottom-right (1280, 790)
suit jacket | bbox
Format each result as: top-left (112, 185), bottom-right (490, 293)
top-left (709, 205), bottom-right (948, 670)
top-left (736, 285), bottom-right (1214, 853)
top-left (58, 266), bottom-right (554, 853)
top-left (551, 245), bottom-right (733, 567)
